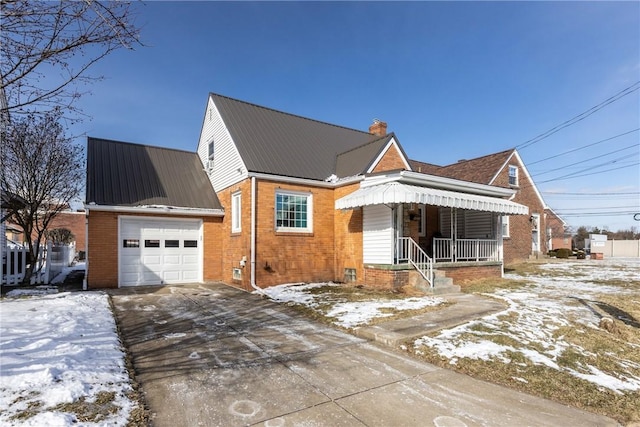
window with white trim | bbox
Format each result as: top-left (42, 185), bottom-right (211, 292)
top-left (501, 216), bottom-right (510, 238)
top-left (508, 165), bottom-right (518, 186)
top-left (275, 190), bottom-right (312, 232)
top-left (232, 192), bottom-right (241, 233)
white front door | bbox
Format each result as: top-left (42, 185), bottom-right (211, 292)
top-left (531, 213), bottom-right (540, 253)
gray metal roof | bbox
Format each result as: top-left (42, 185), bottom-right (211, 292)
top-left (335, 134), bottom-right (393, 177)
top-left (86, 137), bottom-right (223, 210)
top-left (210, 93), bottom-right (382, 180)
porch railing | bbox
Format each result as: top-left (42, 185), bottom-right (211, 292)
top-left (397, 237), bottom-right (433, 287)
top-left (433, 238), bottom-right (499, 262)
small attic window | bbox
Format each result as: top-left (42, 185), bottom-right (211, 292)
top-left (508, 165), bottom-right (518, 186)
top-left (208, 140), bottom-right (215, 159)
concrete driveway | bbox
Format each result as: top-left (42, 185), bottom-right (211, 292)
top-left (109, 283), bottom-right (619, 427)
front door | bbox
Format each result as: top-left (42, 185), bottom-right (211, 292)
top-left (531, 213), bottom-right (540, 254)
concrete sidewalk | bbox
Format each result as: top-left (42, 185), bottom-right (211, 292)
top-left (109, 283), bottom-right (620, 427)
top-left (354, 293), bottom-right (506, 346)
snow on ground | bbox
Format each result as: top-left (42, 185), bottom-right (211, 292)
top-left (260, 282), bottom-right (445, 328)
top-left (414, 258), bottom-right (640, 394)
top-left (0, 290), bottom-right (136, 426)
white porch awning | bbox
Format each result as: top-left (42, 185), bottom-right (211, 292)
top-left (335, 182), bottom-right (529, 215)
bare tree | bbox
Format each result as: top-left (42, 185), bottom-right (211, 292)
top-left (1, 0), bottom-right (141, 118)
top-left (1, 109), bottom-right (84, 283)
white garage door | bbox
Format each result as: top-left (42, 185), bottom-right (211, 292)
top-left (119, 217), bottom-right (203, 286)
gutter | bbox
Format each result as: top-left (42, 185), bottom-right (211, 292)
top-left (247, 172), bottom-right (363, 189)
top-left (84, 204), bottom-right (225, 217)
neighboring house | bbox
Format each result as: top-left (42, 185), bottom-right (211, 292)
top-left (411, 149), bottom-right (547, 264)
top-left (546, 208), bottom-right (571, 250)
top-left (84, 93), bottom-right (528, 290)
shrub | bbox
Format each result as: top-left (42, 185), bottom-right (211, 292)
top-left (556, 248), bottom-right (572, 259)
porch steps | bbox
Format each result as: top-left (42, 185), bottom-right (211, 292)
top-left (411, 269), bottom-right (461, 295)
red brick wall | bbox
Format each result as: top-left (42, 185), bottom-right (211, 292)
top-left (334, 183), bottom-right (363, 283)
top-left (437, 264), bottom-right (502, 285)
top-left (216, 180), bottom-right (252, 291)
top-left (371, 144), bottom-right (407, 173)
top-left (493, 160), bottom-right (546, 264)
top-left (86, 210), bottom-right (118, 288)
top-left (86, 210), bottom-right (222, 289)
top-left (47, 211), bottom-right (86, 252)
top-left (363, 267), bottom-right (409, 291)
top-left (254, 180), bottom-right (336, 288)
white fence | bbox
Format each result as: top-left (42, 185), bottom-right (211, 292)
top-left (2, 242), bottom-right (76, 285)
top-left (603, 240), bottom-right (640, 258)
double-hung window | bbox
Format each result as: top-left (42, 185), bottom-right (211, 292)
top-left (508, 165), bottom-right (518, 186)
top-left (231, 192), bottom-right (241, 233)
top-left (275, 190), bottom-right (312, 232)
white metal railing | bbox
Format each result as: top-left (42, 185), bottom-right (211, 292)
top-left (433, 238), bottom-right (499, 262)
top-left (397, 237), bottom-right (433, 287)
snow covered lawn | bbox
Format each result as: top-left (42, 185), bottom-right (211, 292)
top-left (260, 282), bottom-right (446, 328)
top-left (0, 289), bottom-right (142, 426)
top-left (412, 257), bottom-right (640, 424)
top-left (258, 258), bottom-right (640, 424)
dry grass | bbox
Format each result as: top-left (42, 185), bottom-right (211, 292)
top-left (409, 260), bottom-right (640, 425)
top-left (458, 276), bottom-right (528, 294)
top-left (282, 283), bottom-right (451, 329)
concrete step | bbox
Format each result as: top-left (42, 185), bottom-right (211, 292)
top-left (411, 269), bottom-right (461, 295)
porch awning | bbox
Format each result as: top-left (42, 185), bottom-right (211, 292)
top-left (335, 182), bottom-right (529, 215)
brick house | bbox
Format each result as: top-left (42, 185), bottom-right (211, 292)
top-left (546, 208), bottom-right (571, 250)
top-left (410, 149), bottom-right (548, 264)
top-left (84, 93), bottom-right (529, 290)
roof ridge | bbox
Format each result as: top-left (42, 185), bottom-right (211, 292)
top-left (209, 92), bottom-right (373, 137)
top-left (336, 133), bottom-right (391, 156)
top-left (88, 136), bottom-right (197, 155)
top-left (442, 148), bottom-right (515, 167)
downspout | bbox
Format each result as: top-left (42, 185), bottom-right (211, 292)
top-left (249, 176), bottom-right (263, 294)
top-left (83, 209), bottom-right (88, 290)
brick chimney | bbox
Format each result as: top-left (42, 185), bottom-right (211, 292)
top-left (369, 119), bottom-right (387, 136)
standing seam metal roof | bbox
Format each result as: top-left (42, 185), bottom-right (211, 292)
top-left (210, 93), bottom-right (383, 180)
top-left (86, 137), bottom-right (222, 210)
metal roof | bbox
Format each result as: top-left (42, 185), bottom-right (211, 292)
top-left (86, 137), bottom-right (223, 210)
top-left (335, 135), bottom-right (392, 177)
top-left (210, 93), bottom-right (382, 180)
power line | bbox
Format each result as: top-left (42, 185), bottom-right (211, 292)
top-left (527, 128), bottom-right (639, 166)
top-left (556, 205), bottom-right (639, 212)
top-left (531, 143), bottom-right (638, 177)
top-left (536, 161), bottom-right (639, 184)
top-left (558, 211), bottom-right (638, 217)
top-left (543, 191), bottom-right (640, 196)
top-left (516, 81), bottom-right (640, 150)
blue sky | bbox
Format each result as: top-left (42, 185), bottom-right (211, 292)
top-left (72, 1), bottom-right (639, 232)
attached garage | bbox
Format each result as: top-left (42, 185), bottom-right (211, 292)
top-left (119, 217), bottom-right (203, 286)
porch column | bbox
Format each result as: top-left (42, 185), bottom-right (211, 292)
top-left (497, 215), bottom-right (504, 269)
top-left (451, 208), bottom-right (457, 262)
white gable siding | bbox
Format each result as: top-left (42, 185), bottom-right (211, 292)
top-left (363, 204), bottom-right (393, 264)
top-left (197, 96), bottom-right (247, 192)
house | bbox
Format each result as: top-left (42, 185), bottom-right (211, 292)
top-left (546, 208), bottom-right (571, 251)
top-left (84, 93), bottom-right (529, 290)
top-left (410, 148), bottom-right (547, 264)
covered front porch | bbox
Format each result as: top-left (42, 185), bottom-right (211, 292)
top-left (335, 173), bottom-right (529, 290)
